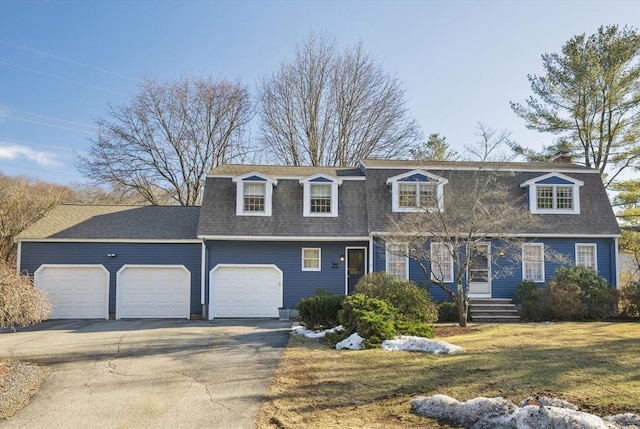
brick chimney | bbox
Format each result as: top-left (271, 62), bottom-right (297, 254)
top-left (552, 151), bottom-right (573, 164)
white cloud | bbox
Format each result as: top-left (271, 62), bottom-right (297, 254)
top-left (0, 144), bottom-right (64, 168)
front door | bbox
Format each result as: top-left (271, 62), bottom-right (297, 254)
top-left (347, 248), bottom-right (366, 294)
top-left (468, 243), bottom-right (491, 298)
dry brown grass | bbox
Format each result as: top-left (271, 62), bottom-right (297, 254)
top-left (256, 322), bottom-right (640, 429)
top-left (0, 261), bottom-right (51, 329)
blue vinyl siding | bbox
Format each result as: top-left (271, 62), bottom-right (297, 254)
top-left (373, 237), bottom-right (618, 302)
top-left (206, 240), bottom-right (368, 308)
top-left (20, 242), bottom-right (202, 314)
top-left (537, 176), bottom-right (575, 185)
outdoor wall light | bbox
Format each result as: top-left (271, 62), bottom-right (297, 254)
top-left (339, 254), bottom-right (345, 262)
top-left (107, 253), bottom-right (116, 258)
top-left (497, 250), bottom-right (505, 257)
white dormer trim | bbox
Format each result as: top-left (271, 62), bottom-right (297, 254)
top-left (520, 172), bottom-right (583, 215)
top-left (299, 173), bottom-right (342, 217)
top-left (386, 170), bottom-right (448, 213)
top-left (232, 172), bottom-right (277, 217)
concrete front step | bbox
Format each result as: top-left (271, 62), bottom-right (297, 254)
top-left (469, 298), bottom-right (520, 323)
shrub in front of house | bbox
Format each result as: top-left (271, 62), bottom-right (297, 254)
top-left (619, 280), bottom-right (640, 318)
top-left (436, 301), bottom-right (459, 323)
top-left (516, 280), bottom-right (553, 322)
top-left (547, 266), bottom-right (617, 321)
top-left (355, 272), bottom-right (438, 324)
top-left (297, 292), bottom-right (346, 330)
top-left (339, 293), bottom-right (397, 348)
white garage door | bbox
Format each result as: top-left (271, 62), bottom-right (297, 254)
top-left (34, 265), bottom-right (109, 319)
top-left (116, 265), bottom-right (190, 319)
top-left (209, 265), bottom-right (282, 319)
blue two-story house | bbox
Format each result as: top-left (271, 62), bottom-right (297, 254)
top-left (16, 158), bottom-right (620, 319)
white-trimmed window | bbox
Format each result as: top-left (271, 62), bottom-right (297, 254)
top-left (387, 170), bottom-right (448, 213)
top-left (522, 243), bottom-right (544, 282)
top-left (300, 174), bottom-right (342, 217)
top-left (386, 243), bottom-right (408, 279)
top-left (430, 242), bottom-right (453, 283)
top-left (520, 173), bottom-right (583, 214)
top-left (302, 248), bottom-right (321, 271)
top-left (232, 172), bottom-right (277, 216)
top-left (576, 244), bottom-right (597, 271)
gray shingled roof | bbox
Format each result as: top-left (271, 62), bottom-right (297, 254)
top-left (365, 167), bottom-right (619, 236)
top-left (16, 205), bottom-right (201, 240)
top-left (361, 158), bottom-right (594, 172)
top-left (208, 164), bottom-right (364, 178)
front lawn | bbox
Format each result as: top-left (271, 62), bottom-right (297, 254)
top-left (256, 322), bottom-right (640, 428)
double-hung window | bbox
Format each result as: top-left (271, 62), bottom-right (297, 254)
top-left (300, 174), bottom-right (342, 217)
top-left (520, 173), bottom-right (583, 214)
top-left (386, 243), bottom-right (408, 279)
top-left (576, 244), bottom-right (597, 271)
top-left (302, 248), bottom-right (321, 271)
top-left (430, 242), bottom-right (453, 283)
top-left (536, 185), bottom-right (574, 210)
top-left (243, 182), bottom-right (265, 213)
top-left (398, 182), bottom-right (437, 209)
top-left (310, 183), bottom-right (332, 214)
top-left (522, 243), bottom-right (544, 282)
top-left (233, 172), bottom-right (277, 216)
top-left (387, 170), bottom-right (447, 213)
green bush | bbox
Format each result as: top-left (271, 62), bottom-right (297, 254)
top-left (355, 272), bottom-right (438, 324)
top-left (548, 266), bottom-right (617, 320)
top-left (619, 280), bottom-right (640, 318)
top-left (297, 293), bottom-right (345, 330)
top-left (516, 280), bottom-right (553, 322)
top-left (395, 317), bottom-right (434, 338)
top-left (339, 294), bottom-right (397, 348)
top-left (437, 301), bottom-right (459, 323)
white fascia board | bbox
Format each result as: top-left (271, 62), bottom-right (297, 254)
top-left (210, 173), bottom-right (366, 181)
top-left (199, 235), bottom-right (370, 242)
top-left (371, 231), bottom-right (621, 239)
top-left (16, 238), bottom-right (203, 244)
top-left (364, 164), bottom-right (600, 174)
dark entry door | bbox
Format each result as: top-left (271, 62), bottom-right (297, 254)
top-left (347, 249), bottom-right (366, 294)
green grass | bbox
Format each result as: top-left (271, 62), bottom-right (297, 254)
top-left (256, 322), bottom-right (640, 429)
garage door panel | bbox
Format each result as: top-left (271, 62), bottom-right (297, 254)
top-left (210, 265), bottom-right (281, 318)
top-left (34, 265), bottom-right (109, 319)
top-left (117, 266), bottom-right (190, 319)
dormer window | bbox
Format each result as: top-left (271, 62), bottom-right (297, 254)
top-left (232, 172), bottom-right (277, 216)
top-left (387, 170), bottom-right (447, 213)
top-left (300, 174), bottom-right (342, 217)
top-left (521, 173), bottom-right (583, 214)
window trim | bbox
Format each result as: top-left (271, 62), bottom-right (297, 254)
top-left (522, 243), bottom-right (545, 283)
top-left (386, 170), bottom-right (448, 213)
top-left (232, 172), bottom-right (277, 217)
top-left (575, 243), bottom-right (597, 271)
top-left (302, 247), bottom-right (321, 272)
top-left (430, 242), bottom-right (454, 283)
top-left (300, 174), bottom-right (342, 217)
top-left (520, 172), bottom-right (583, 215)
top-left (385, 243), bottom-right (409, 280)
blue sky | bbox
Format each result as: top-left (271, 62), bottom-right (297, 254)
top-left (1, 0), bottom-right (638, 185)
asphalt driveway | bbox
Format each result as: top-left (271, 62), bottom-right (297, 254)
top-left (0, 319), bottom-right (291, 428)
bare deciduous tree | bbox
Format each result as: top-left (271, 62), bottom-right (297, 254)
top-left (258, 33), bottom-right (422, 166)
top-left (383, 125), bottom-right (565, 326)
top-left (0, 174), bottom-right (74, 264)
top-left (77, 75), bottom-right (253, 205)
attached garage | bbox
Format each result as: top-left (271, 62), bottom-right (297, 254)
top-left (34, 265), bottom-right (109, 319)
top-left (209, 264), bottom-right (282, 318)
top-left (116, 265), bottom-right (191, 319)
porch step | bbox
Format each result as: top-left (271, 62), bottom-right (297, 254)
top-left (469, 298), bottom-right (521, 323)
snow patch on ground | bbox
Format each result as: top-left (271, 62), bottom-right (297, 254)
top-left (292, 324), bottom-right (463, 353)
top-left (382, 335), bottom-right (464, 354)
top-left (336, 333), bottom-right (364, 350)
top-left (411, 394), bottom-right (640, 429)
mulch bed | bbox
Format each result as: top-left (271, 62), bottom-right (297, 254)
top-left (434, 325), bottom-right (480, 337)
